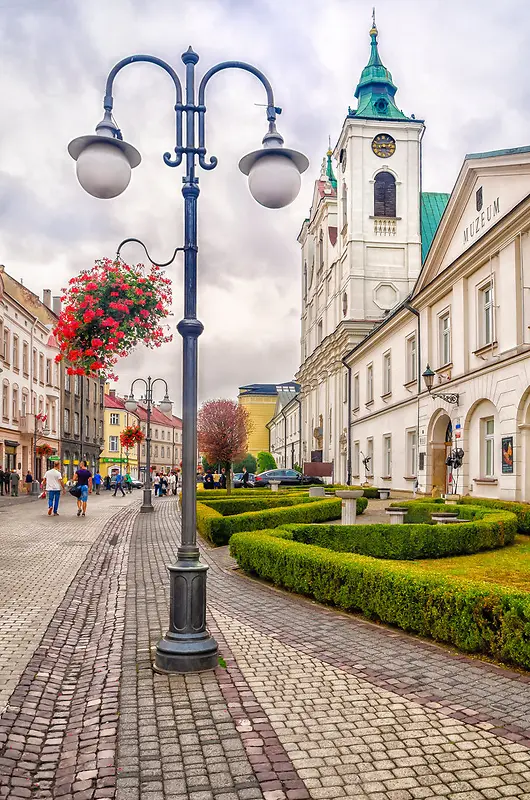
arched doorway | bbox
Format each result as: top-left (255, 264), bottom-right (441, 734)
top-left (429, 412), bottom-right (452, 494)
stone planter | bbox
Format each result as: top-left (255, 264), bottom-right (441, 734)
top-left (444, 494), bottom-right (460, 505)
top-left (385, 507), bottom-right (408, 524)
top-left (378, 488), bottom-right (390, 500)
top-left (309, 485), bottom-right (325, 497)
top-left (335, 490), bottom-right (364, 525)
top-left (431, 512), bottom-right (459, 525)
top-left (268, 480), bottom-right (281, 492)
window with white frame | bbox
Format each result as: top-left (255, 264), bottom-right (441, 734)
top-left (110, 413), bottom-right (120, 426)
top-left (3, 328), bottom-right (9, 364)
top-left (12, 335), bottom-right (19, 370)
top-left (383, 351), bottom-right (391, 395)
top-left (32, 348), bottom-right (37, 380)
top-left (2, 381), bottom-right (8, 419)
top-left (161, 446), bottom-right (165, 459)
top-left (353, 373), bottom-right (359, 410)
top-left (74, 412), bottom-right (79, 436)
top-left (22, 342), bottom-right (29, 376)
top-left (109, 435), bottom-right (119, 452)
top-left (39, 354), bottom-right (44, 383)
top-left (64, 408), bottom-right (70, 432)
top-left (383, 434), bottom-right (392, 477)
top-left (366, 437), bottom-right (373, 475)
top-left (12, 386), bottom-right (19, 420)
top-left (161, 430), bottom-right (165, 440)
top-left (85, 416), bottom-right (90, 438)
top-left (46, 358), bottom-right (52, 385)
top-left (483, 417), bottom-right (495, 477)
top-left (366, 364), bottom-right (373, 403)
top-left (406, 429), bottom-right (417, 476)
top-left (439, 311), bottom-right (451, 366)
top-left (74, 374), bottom-right (80, 395)
top-left (65, 371), bottom-right (71, 392)
top-left (480, 282), bottom-right (494, 347)
top-left (406, 334), bottom-right (417, 383)
top-left (353, 441), bottom-right (360, 477)
top-left (21, 391), bottom-right (28, 418)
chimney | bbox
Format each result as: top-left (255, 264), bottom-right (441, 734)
top-left (52, 296), bottom-right (62, 316)
top-left (109, 389), bottom-right (116, 398)
top-left (43, 289), bottom-right (52, 308)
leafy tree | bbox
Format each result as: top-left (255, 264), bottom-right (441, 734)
top-left (198, 399), bottom-right (252, 495)
top-left (233, 453), bottom-right (257, 474)
top-left (257, 451), bottom-right (277, 473)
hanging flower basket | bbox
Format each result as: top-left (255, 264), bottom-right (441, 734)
top-left (120, 425), bottom-right (145, 450)
top-left (54, 258), bottom-right (172, 378)
top-left (37, 444), bottom-right (53, 458)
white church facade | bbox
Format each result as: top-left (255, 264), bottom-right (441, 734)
top-left (295, 18), bottom-right (530, 501)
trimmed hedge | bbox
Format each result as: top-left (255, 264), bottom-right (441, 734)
top-left (459, 496), bottom-right (530, 534)
top-left (229, 530), bottom-right (530, 670)
top-left (282, 504), bottom-right (516, 560)
top-left (197, 496), bottom-right (367, 546)
top-left (199, 494), bottom-right (323, 516)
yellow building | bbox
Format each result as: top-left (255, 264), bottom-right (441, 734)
top-left (238, 383), bottom-right (299, 458)
top-left (101, 387), bottom-right (140, 479)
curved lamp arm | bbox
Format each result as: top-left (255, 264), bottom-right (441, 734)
top-left (150, 377), bottom-right (170, 396)
top-left (128, 377), bottom-right (149, 399)
top-left (197, 60), bottom-right (281, 170)
top-left (103, 55), bottom-right (184, 167)
top-left (116, 238), bottom-right (184, 268)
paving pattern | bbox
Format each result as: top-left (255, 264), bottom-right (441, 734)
top-left (0, 492), bottom-right (137, 715)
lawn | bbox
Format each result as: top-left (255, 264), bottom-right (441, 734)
top-left (393, 534), bottom-right (530, 592)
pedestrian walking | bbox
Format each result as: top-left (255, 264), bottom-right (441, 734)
top-left (74, 461), bottom-right (92, 517)
top-left (10, 470), bottom-right (20, 497)
top-left (43, 466), bottom-right (65, 516)
top-left (124, 471), bottom-right (133, 493)
top-left (24, 471), bottom-right (33, 494)
top-left (113, 472), bottom-right (126, 497)
top-left (241, 466), bottom-right (251, 488)
top-left (203, 470), bottom-right (215, 489)
top-left (219, 468), bottom-right (227, 489)
top-left (160, 474), bottom-right (168, 496)
top-left (168, 472), bottom-right (177, 496)
top-left (3, 469), bottom-right (9, 495)
top-left (94, 471), bottom-right (102, 495)
top-left (105, 474), bottom-right (111, 491)
top-left (153, 473), bottom-right (161, 496)
top-left (0, 468), bottom-right (4, 496)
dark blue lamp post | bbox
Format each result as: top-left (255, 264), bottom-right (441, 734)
top-left (68, 47), bottom-right (308, 674)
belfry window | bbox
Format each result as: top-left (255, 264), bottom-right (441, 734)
top-left (374, 172), bottom-right (396, 218)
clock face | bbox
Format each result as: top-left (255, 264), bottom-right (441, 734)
top-left (372, 133), bottom-right (396, 159)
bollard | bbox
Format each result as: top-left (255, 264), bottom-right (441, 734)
top-left (269, 480), bottom-right (281, 492)
top-left (335, 490), bottom-right (364, 525)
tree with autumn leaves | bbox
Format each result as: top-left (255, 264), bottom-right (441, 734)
top-left (197, 399), bottom-right (252, 495)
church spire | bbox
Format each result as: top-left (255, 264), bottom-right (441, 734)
top-left (326, 136), bottom-right (337, 189)
top-left (349, 12), bottom-right (410, 121)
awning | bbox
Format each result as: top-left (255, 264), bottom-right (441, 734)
top-left (4, 440), bottom-right (19, 448)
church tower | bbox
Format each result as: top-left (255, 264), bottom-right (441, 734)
top-left (335, 13), bottom-right (425, 320)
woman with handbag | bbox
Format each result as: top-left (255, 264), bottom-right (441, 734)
top-left (73, 461), bottom-right (92, 517)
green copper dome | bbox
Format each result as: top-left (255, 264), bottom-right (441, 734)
top-left (349, 17), bottom-right (410, 121)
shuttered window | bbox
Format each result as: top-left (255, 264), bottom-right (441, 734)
top-left (374, 172), bottom-right (396, 217)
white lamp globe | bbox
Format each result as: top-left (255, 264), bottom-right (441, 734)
top-left (76, 141), bottom-right (132, 199)
top-left (124, 396), bottom-right (138, 413)
top-left (247, 154), bottom-right (301, 209)
top-left (158, 396), bottom-right (173, 414)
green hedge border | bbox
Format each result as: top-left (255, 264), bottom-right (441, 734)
top-left (282, 503), bottom-right (516, 560)
top-left (199, 494), bottom-right (322, 516)
top-left (229, 529), bottom-right (530, 670)
top-left (197, 496), bottom-right (368, 546)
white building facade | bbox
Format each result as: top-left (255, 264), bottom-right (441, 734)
top-left (267, 391), bottom-right (302, 469)
top-left (296, 19), bottom-right (530, 500)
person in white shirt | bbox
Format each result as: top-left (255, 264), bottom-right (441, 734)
top-left (168, 472), bottom-right (177, 496)
top-left (42, 467), bottom-right (65, 516)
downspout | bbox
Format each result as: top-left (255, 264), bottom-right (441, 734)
top-left (295, 394), bottom-right (302, 469)
top-left (341, 358), bottom-right (352, 486)
top-left (280, 406), bottom-right (288, 469)
top-left (404, 301), bottom-right (421, 481)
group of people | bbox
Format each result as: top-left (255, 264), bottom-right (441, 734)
top-left (40, 461), bottom-right (92, 517)
top-left (152, 472), bottom-right (178, 496)
top-left (0, 468), bottom-right (25, 496)
top-left (201, 466), bottom-right (252, 489)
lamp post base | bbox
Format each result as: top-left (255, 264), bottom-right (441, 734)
top-left (154, 557), bottom-right (218, 673)
top-left (141, 487), bottom-right (154, 513)
top-left (31, 480), bottom-right (41, 496)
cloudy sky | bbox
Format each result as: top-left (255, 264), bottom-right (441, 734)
top-left (1, 0), bottom-right (529, 414)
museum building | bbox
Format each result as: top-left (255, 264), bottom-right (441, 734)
top-left (296, 18), bottom-right (530, 500)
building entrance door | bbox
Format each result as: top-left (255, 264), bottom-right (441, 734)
top-left (430, 415), bottom-right (452, 495)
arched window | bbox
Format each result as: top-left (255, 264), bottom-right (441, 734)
top-left (374, 172), bottom-right (396, 218)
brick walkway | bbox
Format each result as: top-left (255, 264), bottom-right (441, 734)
top-left (1, 497), bottom-right (530, 799)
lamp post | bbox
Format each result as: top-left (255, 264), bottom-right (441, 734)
top-left (125, 377), bottom-right (172, 513)
top-left (68, 48), bottom-right (308, 674)
top-left (422, 365), bottom-right (459, 405)
top-left (31, 413), bottom-right (49, 495)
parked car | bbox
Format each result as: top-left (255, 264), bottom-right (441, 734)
top-left (232, 472), bottom-right (255, 488)
top-left (253, 469), bottom-right (323, 487)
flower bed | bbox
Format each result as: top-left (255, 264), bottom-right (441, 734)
top-left (229, 529), bottom-right (530, 670)
top-left (197, 496), bottom-right (367, 546)
top-left (54, 258), bottom-right (172, 378)
top-left (282, 503), bottom-right (516, 560)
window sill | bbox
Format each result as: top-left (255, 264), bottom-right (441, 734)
top-left (403, 475), bottom-right (417, 481)
top-left (365, 400), bottom-right (374, 408)
top-left (369, 216), bottom-right (402, 221)
top-left (352, 474), bottom-right (360, 479)
top-left (473, 477), bottom-right (498, 485)
top-left (352, 405), bottom-right (360, 413)
top-left (380, 392), bottom-right (392, 400)
top-left (473, 341), bottom-right (498, 356)
top-left (380, 475), bottom-right (392, 481)
top-left (436, 362), bottom-right (453, 372)
top-left (403, 378), bottom-right (417, 389)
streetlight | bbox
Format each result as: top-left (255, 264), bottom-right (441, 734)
top-left (31, 413), bottom-right (49, 495)
top-left (422, 365), bottom-right (459, 405)
top-left (68, 47), bottom-right (308, 674)
top-left (125, 377), bottom-right (172, 513)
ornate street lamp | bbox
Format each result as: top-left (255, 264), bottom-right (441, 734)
top-left (125, 377), bottom-right (172, 513)
top-left (68, 47), bottom-right (308, 674)
top-left (422, 364), bottom-right (459, 405)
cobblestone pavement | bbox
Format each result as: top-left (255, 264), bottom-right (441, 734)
top-left (0, 492), bottom-right (137, 714)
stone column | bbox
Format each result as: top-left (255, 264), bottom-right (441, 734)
top-left (335, 490), bottom-right (364, 525)
top-left (309, 485), bottom-right (325, 497)
top-left (269, 480), bottom-right (281, 492)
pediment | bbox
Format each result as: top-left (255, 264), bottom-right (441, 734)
top-left (415, 147), bottom-right (530, 293)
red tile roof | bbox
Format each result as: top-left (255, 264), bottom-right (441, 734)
top-left (104, 393), bottom-right (127, 410)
